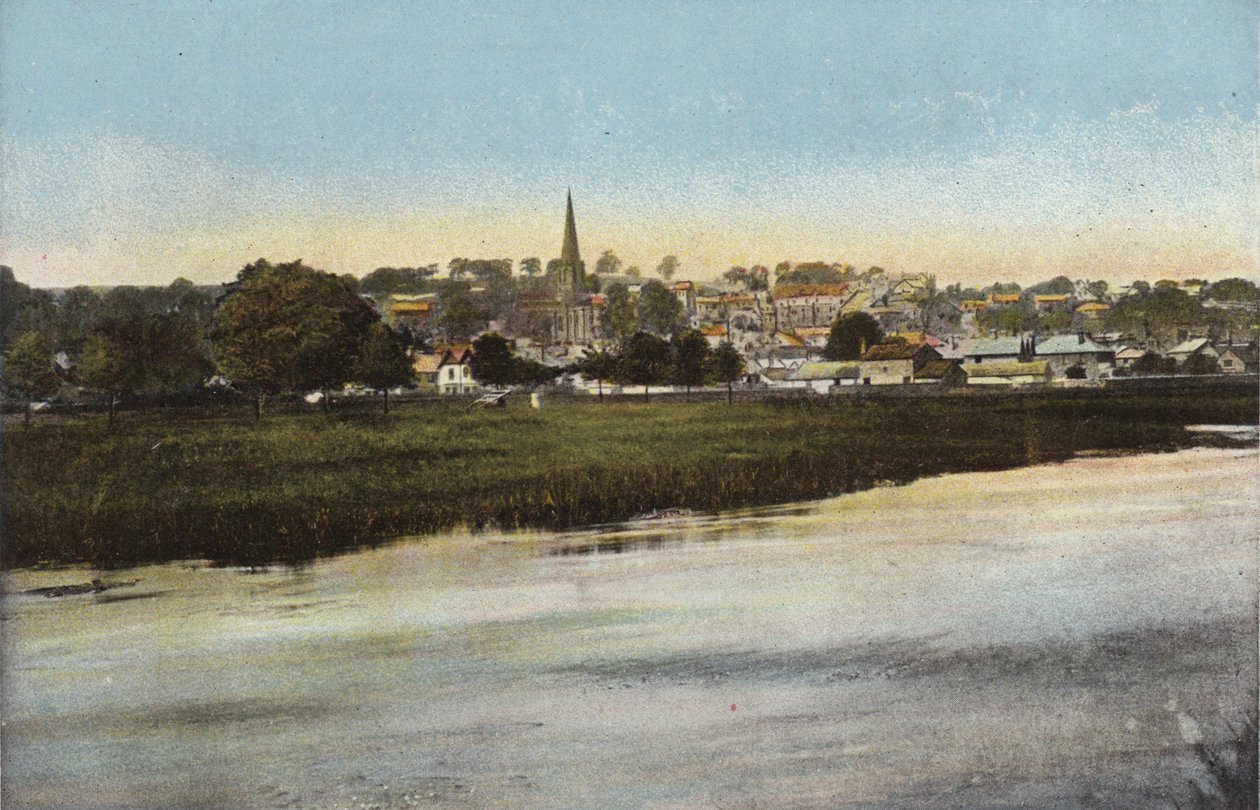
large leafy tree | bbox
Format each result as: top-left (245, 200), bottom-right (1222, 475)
top-left (469, 333), bottom-right (519, 388)
top-left (672, 328), bottom-right (711, 392)
top-left (3, 331), bottom-right (59, 425)
top-left (822, 312), bottom-right (884, 361)
top-left (707, 342), bottom-right (746, 405)
top-left (77, 331), bottom-right (142, 424)
top-left (357, 323), bottom-right (414, 413)
top-left (637, 280), bottom-right (686, 336)
top-left (656, 255), bottom-right (680, 281)
top-left (600, 283), bottom-right (638, 341)
top-left (436, 279), bottom-right (490, 343)
top-left (615, 332), bottom-right (673, 402)
top-left (519, 257), bottom-right (542, 278)
top-left (211, 259), bottom-right (377, 416)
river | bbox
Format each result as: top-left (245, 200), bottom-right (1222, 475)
top-left (3, 444), bottom-right (1257, 809)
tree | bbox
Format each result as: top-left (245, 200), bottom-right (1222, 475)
top-left (469, 333), bottom-right (518, 389)
top-left (615, 332), bottom-right (673, 402)
top-left (1207, 278), bottom-right (1259, 303)
top-left (1181, 354), bottom-right (1220, 375)
top-left (1086, 280), bottom-right (1109, 300)
top-left (624, 265), bottom-right (642, 280)
top-left (78, 332), bottom-right (140, 424)
top-left (1064, 364), bottom-right (1087, 380)
top-left (600, 283), bottom-right (638, 341)
top-left (3, 331), bottom-right (58, 426)
top-left (638, 280), bottom-right (686, 336)
top-left (707, 342), bottom-right (746, 404)
top-left (211, 259), bottom-right (377, 417)
top-left (595, 249), bottom-right (622, 275)
top-left (656, 255), bottom-right (680, 281)
top-left (359, 266), bottom-right (438, 297)
top-left (1132, 351), bottom-right (1177, 376)
top-left (577, 346), bottom-right (617, 402)
top-left (357, 323), bottom-right (414, 412)
top-left (822, 312), bottom-right (883, 361)
top-left (436, 279), bottom-right (490, 343)
top-left (519, 257), bottom-right (542, 278)
top-left (672, 328), bottom-right (711, 393)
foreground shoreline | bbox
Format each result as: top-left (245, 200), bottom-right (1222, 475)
top-left (4, 390), bottom-right (1257, 570)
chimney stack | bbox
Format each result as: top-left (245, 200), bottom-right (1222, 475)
top-left (859, 338), bottom-right (867, 356)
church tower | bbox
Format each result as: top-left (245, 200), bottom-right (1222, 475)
top-left (557, 190), bottom-right (585, 292)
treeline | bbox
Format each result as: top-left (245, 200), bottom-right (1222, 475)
top-left (2, 260), bottom-right (416, 422)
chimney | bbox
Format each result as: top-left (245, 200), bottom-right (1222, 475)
top-left (1029, 334), bottom-right (1037, 356)
top-left (1078, 331), bottom-right (1085, 345)
top-left (859, 338), bottom-right (867, 355)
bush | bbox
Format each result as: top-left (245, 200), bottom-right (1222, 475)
top-left (1065, 364), bottom-right (1087, 380)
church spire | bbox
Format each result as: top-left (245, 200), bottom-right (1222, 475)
top-left (561, 189), bottom-right (581, 266)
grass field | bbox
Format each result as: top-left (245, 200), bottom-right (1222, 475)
top-left (4, 390), bottom-right (1256, 569)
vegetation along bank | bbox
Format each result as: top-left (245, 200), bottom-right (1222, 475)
top-left (4, 389), bottom-right (1256, 570)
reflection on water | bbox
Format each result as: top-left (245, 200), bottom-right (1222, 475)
top-left (3, 446), bottom-right (1257, 810)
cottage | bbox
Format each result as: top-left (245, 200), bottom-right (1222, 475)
top-left (411, 353), bottom-right (443, 391)
top-left (437, 347), bottom-right (477, 394)
top-left (857, 342), bottom-right (942, 385)
top-left (1165, 337), bottom-right (1217, 365)
top-left (791, 361), bottom-right (861, 393)
top-left (1113, 346), bottom-right (1146, 368)
top-left (1218, 345), bottom-right (1258, 375)
top-left (1024, 334), bottom-right (1114, 378)
top-left (965, 360), bottom-right (1051, 386)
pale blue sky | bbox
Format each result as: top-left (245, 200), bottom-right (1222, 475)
top-left (2, 0), bottom-right (1256, 285)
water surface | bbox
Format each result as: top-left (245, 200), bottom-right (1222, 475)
top-left (3, 446), bottom-right (1257, 808)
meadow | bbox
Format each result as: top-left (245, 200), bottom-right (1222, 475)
top-left (4, 389), bottom-right (1256, 569)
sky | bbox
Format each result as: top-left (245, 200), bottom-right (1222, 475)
top-left (1, 0), bottom-right (1257, 288)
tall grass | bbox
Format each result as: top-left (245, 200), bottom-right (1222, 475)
top-left (3, 391), bottom-right (1255, 569)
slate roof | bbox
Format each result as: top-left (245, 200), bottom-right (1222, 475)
top-left (1030, 335), bottom-right (1111, 355)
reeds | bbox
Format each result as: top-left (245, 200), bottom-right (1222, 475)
top-left (4, 391), bottom-right (1255, 569)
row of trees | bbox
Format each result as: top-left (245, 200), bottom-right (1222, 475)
top-left (576, 331), bottom-right (746, 404)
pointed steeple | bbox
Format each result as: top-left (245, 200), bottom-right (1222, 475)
top-left (561, 189), bottom-right (581, 266)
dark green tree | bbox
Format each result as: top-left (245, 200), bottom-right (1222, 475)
top-left (577, 347), bottom-right (617, 401)
top-left (359, 266), bottom-right (438, 297)
top-left (637, 280), bottom-right (686, 336)
top-left (211, 259), bottom-right (377, 417)
top-left (1181, 354), bottom-right (1220, 375)
top-left (436, 279), bottom-right (490, 343)
top-left (600, 282), bottom-right (638, 341)
top-left (1207, 278), bottom-right (1259, 303)
top-left (357, 323), bottom-right (414, 412)
top-left (615, 332), bottom-right (673, 402)
top-left (672, 328), bottom-right (711, 393)
top-left (3, 330), bottom-right (59, 425)
top-left (822, 312), bottom-right (884, 360)
top-left (78, 332), bottom-right (141, 424)
top-left (706, 341), bottom-right (746, 405)
top-left (656, 255), bottom-right (680, 281)
top-left (1132, 351), bottom-right (1177, 376)
top-left (469, 333), bottom-right (519, 389)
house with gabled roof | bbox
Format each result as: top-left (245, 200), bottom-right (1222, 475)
top-left (857, 341), bottom-right (942, 385)
top-left (1218, 344), bottom-right (1258, 375)
top-left (1166, 337), bottom-right (1217, 365)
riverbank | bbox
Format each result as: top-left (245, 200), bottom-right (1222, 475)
top-left (4, 446), bottom-right (1256, 808)
top-left (4, 390), bottom-right (1256, 568)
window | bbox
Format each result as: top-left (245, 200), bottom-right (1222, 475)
top-left (447, 368), bottom-right (455, 380)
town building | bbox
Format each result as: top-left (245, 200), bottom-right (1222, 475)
top-left (857, 342), bottom-right (942, 385)
top-left (772, 283), bottom-right (850, 330)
